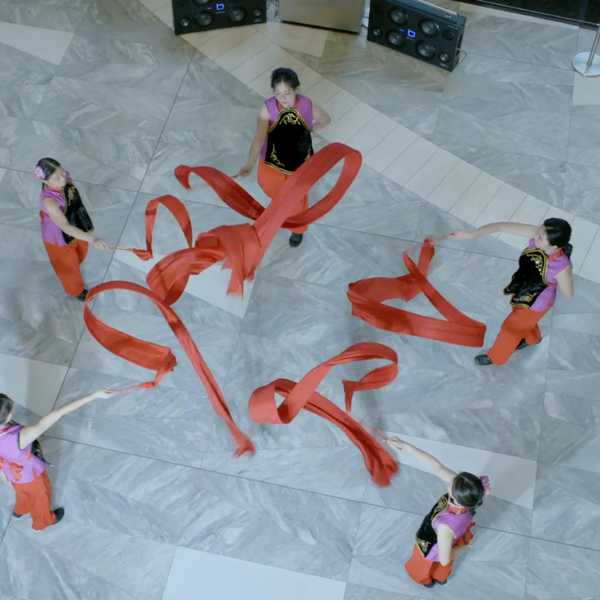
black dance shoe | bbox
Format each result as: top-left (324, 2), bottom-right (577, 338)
top-left (422, 582), bottom-right (435, 588)
top-left (51, 507), bottom-right (65, 526)
top-left (433, 579), bottom-right (447, 585)
top-left (289, 233), bottom-right (303, 247)
top-left (76, 289), bottom-right (88, 302)
top-left (474, 354), bottom-right (493, 366)
top-left (516, 338), bottom-right (540, 351)
top-left (12, 512), bottom-right (23, 519)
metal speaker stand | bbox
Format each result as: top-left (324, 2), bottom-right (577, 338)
top-left (573, 22), bottom-right (600, 77)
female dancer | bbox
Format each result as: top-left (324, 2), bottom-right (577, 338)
top-left (36, 158), bottom-right (109, 301)
top-left (237, 67), bottom-right (331, 247)
top-left (0, 389), bottom-right (117, 530)
top-left (452, 218), bottom-right (573, 366)
top-left (387, 437), bottom-right (490, 587)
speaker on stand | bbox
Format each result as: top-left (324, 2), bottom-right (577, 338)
top-left (367, 0), bottom-right (466, 71)
top-left (173, 0), bottom-right (267, 36)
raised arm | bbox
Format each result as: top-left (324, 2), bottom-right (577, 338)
top-left (312, 103), bottom-right (331, 132)
top-left (387, 437), bottom-right (457, 482)
top-left (42, 197), bottom-right (109, 250)
top-left (238, 104), bottom-right (270, 177)
top-left (18, 389), bottom-right (117, 449)
top-left (451, 222), bottom-right (538, 240)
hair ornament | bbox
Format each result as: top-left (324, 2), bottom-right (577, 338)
top-left (33, 165), bottom-right (46, 180)
top-left (480, 475), bottom-right (491, 497)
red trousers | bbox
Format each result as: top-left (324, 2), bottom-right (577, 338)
top-left (44, 239), bottom-right (88, 297)
top-left (257, 160), bottom-right (308, 234)
top-left (488, 305), bottom-right (549, 365)
top-left (13, 471), bottom-right (56, 530)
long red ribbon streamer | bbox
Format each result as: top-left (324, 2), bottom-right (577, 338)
top-left (347, 238), bottom-right (487, 347)
top-left (83, 143), bottom-right (364, 457)
top-left (248, 342), bottom-right (399, 486)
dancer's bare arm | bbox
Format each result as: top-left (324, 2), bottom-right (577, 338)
top-left (451, 222), bottom-right (538, 240)
top-left (387, 437), bottom-right (457, 482)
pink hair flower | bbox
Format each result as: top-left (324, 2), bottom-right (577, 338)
top-left (33, 166), bottom-right (46, 180)
top-left (480, 475), bottom-right (491, 497)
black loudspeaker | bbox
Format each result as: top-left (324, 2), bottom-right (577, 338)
top-left (172, 0), bottom-right (267, 36)
top-left (367, 0), bottom-right (466, 71)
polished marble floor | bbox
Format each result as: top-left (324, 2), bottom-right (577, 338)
top-left (1, 0), bottom-right (600, 599)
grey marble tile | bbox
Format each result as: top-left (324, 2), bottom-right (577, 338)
top-left (526, 538), bottom-right (600, 599)
top-left (544, 391), bottom-right (600, 432)
top-left (538, 413), bottom-right (600, 473)
top-left (0, 521), bottom-right (175, 600)
top-left (10, 121), bottom-right (156, 190)
top-left (33, 76), bottom-right (176, 140)
top-left (547, 328), bottom-right (600, 373)
top-left (349, 505), bottom-right (528, 599)
top-left (532, 463), bottom-right (600, 551)
top-left (0, 68), bottom-right (51, 120)
top-left (461, 15), bottom-right (578, 70)
top-left (202, 445), bottom-right (370, 502)
top-left (363, 464), bottom-right (532, 536)
top-left (0, 40), bottom-right (58, 75)
top-left (546, 368), bottom-right (600, 402)
top-left (344, 584), bottom-right (422, 600)
top-left (0, 117), bottom-right (30, 168)
top-left (561, 176), bottom-right (600, 225)
top-left (47, 368), bottom-right (215, 467)
top-left (0, 0), bottom-right (89, 32)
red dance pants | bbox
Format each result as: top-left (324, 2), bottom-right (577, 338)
top-left (13, 471), bottom-right (56, 530)
top-left (488, 305), bottom-right (549, 365)
top-left (44, 239), bottom-right (88, 297)
top-left (258, 161), bottom-right (308, 234)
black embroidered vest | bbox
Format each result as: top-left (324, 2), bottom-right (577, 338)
top-left (264, 106), bottom-right (313, 174)
top-left (503, 248), bottom-right (559, 308)
top-left (415, 494), bottom-right (451, 557)
top-left (60, 181), bottom-right (94, 245)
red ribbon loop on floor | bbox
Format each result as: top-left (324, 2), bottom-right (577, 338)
top-left (347, 238), bottom-right (487, 347)
top-left (248, 342), bottom-right (399, 487)
top-left (84, 143), bottom-right (363, 456)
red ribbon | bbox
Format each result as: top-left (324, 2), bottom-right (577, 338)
top-left (248, 342), bottom-right (399, 487)
top-left (347, 237), bottom-right (487, 347)
top-left (84, 143), bottom-right (364, 458)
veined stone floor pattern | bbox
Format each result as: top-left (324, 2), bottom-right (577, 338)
top-left (1, 0), bottom-right (600, 599)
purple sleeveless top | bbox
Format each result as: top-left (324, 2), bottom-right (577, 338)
top-left (0, 424), bottom-right (46, 484)
top-left (39, 172), bottom-right (74, 247)
top-left (426, 504), bottom-right (473, 562)
top-left (260, 95), bottom-right (314, 160)
top-left (526, 239), bottom-right (572, 312)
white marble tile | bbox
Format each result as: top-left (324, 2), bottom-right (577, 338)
top-left (232, 44), bottom-right (289, 84)
top-left (404, 148), bottom-right (461, 198)
top-left (384, 433), bottom-right (538, 510)
top-left (363, 125), bottom-right (419, 174)
top-left (579, 229), bottom-right (600, 284)
top-left (543, 205), bottom-right (575, 223)
top-left (215, 33), bottom-right (272, 72)
top-left (257, 21), bottom-right (328, 58)
top-left (573, 72), bottom-right (600, 106)
top-left (298, 66), bottom-right (324, 94)
top-left (247, 53), bottom-right (307, 96)
top-left (427, 160), bottom-right (482, 211)
top-left (570, 217), bottom-right (599, 275)
top-left (153, 3), bottom-right (173, 28)
top-left (138, 0), bottom-right (169, 11)
top-left (0, 353), bottom-right (68, 417)
top-left (182, 29), bottom-right (232, 52)
top-left (473, 184), bottom-right (527, 228)
top-left (346, 113), bottom-right (399, 156)
top-left (162, 547), bottom-right (346, 600)
top-left (321, 89), bottom-right (359, 123)
top-left (304, 78), bottom-right (341, 106)
top-left (0, 168), bottom-right (6, 184)
top-left (498, 194), bottom-right (552, 248)
top-left (383, 138), bottom-right (438, 187)
top-left (198, 26), bottom-right (258, 60)
top-left (450, 172), bottom-right (504, 223)
top-left (0, 22), bottom-right (74, 67)
top-left (114, 250), bottom-right (254, 318)
top-left (321, 101), bottom-right (378, 144)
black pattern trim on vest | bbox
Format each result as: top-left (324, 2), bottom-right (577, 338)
top-left (503, 248), bottom-right (550, 308)
top-left (264, 107), bottom-right (313, 174)
top-left (415, 494), bottom-right (449, 557)
top-left (60, 181), bottom-right (94, 245)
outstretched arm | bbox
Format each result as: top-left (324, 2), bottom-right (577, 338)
top-left (238, 104), bottom-right (270, 176)
top-left (18, 389), bottom-right (118, 449)
top-left (387, 437), bottom-right (457, 482)
top-left (451, 222), bottom-right (538, 240)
